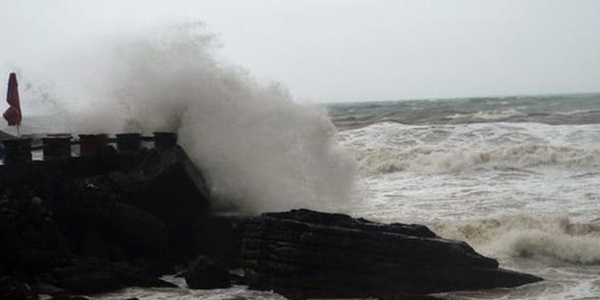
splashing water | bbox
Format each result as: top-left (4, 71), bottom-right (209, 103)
top-left (6, 23), bottom-right (357, 214)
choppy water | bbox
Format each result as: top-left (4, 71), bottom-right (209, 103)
top-left (328, 93), bottom-right (600, 130)
top-left (333, 94), bottom-right (600, 299)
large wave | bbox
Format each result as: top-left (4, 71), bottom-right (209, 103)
top-left (8, 24), bottom-right (356, 214)
top-left (339, 122), bottom-right (600, 174)
top-left (433, 215), bottom-right (600, 265)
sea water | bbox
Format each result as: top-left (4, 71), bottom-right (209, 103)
top-left (332, 95), bottom-right (600, 299)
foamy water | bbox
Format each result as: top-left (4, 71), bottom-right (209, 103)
top-left (334, 114), bottom-right (600, 299)
top-left (93, 276), bottom-right (286, 300)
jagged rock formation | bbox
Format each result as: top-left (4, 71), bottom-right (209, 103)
top-left (242, 209), bottom-right (543, 299)
top-left (184, 255), bottom-right (231, 289)
top-left (52, 146), bottom-right (210, 262)
top-left (0, 145), bottom-right (211, 297)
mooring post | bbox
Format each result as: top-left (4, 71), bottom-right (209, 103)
top-left (42, 135), bottom-right (72, 160)
top-left (79, 134), bottom-right (108, 156)
top-left (154, 132), bottom-right (178, 150)
top-left (116, 133), bottom-right (142, 153)
top-left (1, 138), bottom-right (32, 164)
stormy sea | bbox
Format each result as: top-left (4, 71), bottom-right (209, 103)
top-left (88, 94), bottom-right (600, 300)
top-left (330, 95), bottom-right (600, 299)
top-left (4, 26), bottom-right (599, 299)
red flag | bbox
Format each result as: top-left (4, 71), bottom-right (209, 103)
top-left (3, 73), bottom-right (22, 126)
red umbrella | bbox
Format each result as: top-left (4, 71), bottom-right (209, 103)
top-left (3, 73), bottom-right (22, 126)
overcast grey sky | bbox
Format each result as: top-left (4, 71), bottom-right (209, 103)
top-left (1, 0), bottom-right (599, 102)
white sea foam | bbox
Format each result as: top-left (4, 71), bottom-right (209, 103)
top-left (94, 285), bottom-right (286, 300)
top-left (339, 122), bottom-right (600, 174)
top-left (7, 23), bottom-right (356, 214)
top-left (433, 215), bottom-right (600, 265)
top-left (446, 109), bottom-right (526, 121)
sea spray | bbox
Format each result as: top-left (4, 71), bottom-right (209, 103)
top-left (432, 214), bottom-right (600, 265)
top-left (8, 23), bottom-right (357, 213)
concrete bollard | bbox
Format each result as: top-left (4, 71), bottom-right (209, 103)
top-left (2, 138), bottom-right (32, 164)
top-left (154, 132), bottom-right (178, 150)
top-left (43, 135), bottom-right (72, 160)
top-left (79, 134), bottom-right (108, 156)
top-left (116, 133), bottom-right (142, 153)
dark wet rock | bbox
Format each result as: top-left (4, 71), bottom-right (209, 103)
top-left (184, 255), bottom-right (231, 289)
top-left (106, 171), bottom-right (134, 193)
top-left (133, 146), bottom-right (209, 223)
top-left (54, 182), bottom-right (169, 260)
top-left (0, 190), bottom-right (68, 278)
top-left (0, 276), bottom-right (38, 300)
top-left (52, 147), bottom-right (211, 261)
top-left (133, 147), bottom-right (210, 258)
top-left (33, 282), bottom-right (65, 297)
top-left (0, 145), bottom-right (215, 297)
top-left (54, 257), bottom-right (176, 295)
top-left (242, 209), bottom-right (543, 300)
top-left (187, 215), bottom-right (250, 268)
top-left (50, 146), bottom-right (210, 263)
top-left (230, 271), bottom-right (246, 286)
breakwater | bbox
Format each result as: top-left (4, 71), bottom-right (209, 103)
top-left (1, 132), bottom-right (177, 163)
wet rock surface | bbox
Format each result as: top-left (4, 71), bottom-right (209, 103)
top-left (0, 146), bottom-right (212, 297)
top-left (0, 187), bottom-right (68, 278)
top-left (184, 255), bottom-right (231, 289)
top-left (53, 257), bottom-right (177, 294)
top-left (0, 276), bottom-right (38, 300)
top-left (242, 209), bottom-right (543, 300)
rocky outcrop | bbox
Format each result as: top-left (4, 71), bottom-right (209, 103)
top-left (0, 276), bottom-right (38, 300)
top-left (50, 146), bottom-right (211, 263)
top-left (186, 215), bottom-right (250, 268)
top-left (0, 188), bottom-right (67, 278)
top-left (132, 147), bottom-right (211, 259)
top-left (242, 209), bottom-right (542, 300)
top-left (56, 176), bottom-right (170, 261)
top-left (184, 255), bottom-right (231, 289)
top-left (53, 257), bottom-right (176, 294)
top-left (0, 145), bottom-right (212, 297)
